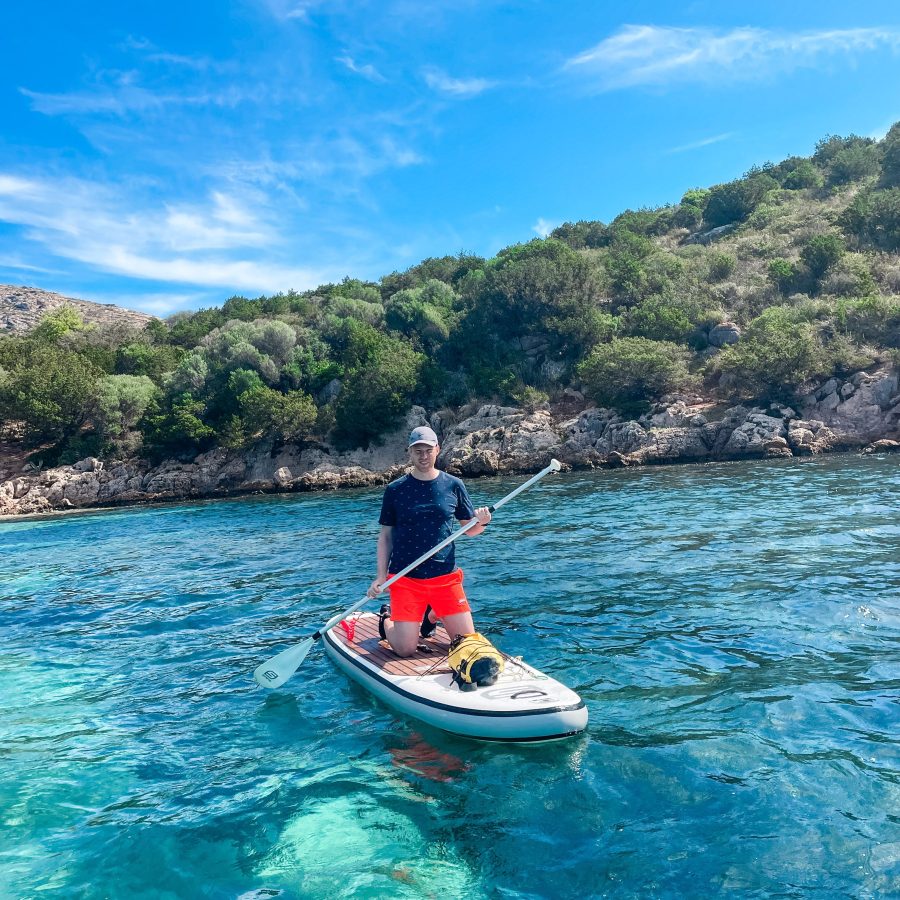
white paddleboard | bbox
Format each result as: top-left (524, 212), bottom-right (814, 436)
top-left (322, 611), bottom-right (588, 742)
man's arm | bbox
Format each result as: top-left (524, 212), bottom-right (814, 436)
top-left (461, 506), bottom-right (492, 537)
top-left (367, 525), bottom-right (394, 596)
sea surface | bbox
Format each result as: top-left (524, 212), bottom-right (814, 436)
top-left (1, 454), bottom-right (898, 899)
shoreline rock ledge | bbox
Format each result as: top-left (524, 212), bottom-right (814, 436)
top-left (1, 368), bottom-right (897, 519)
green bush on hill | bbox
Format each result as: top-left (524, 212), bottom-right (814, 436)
top-left (578, 337), bottom-right (696, 414)
top-left (0, 346), bottom-right (102, 444)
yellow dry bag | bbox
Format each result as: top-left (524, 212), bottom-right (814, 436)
top-left (447, 633), bottom-right (504, 691)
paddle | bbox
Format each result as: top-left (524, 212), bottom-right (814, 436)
top-left (253, 458), bottom-right (562, 689)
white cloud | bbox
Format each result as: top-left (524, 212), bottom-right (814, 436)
top-left (532, 217), bottom-right (555, 238)
top-left (666, 132), bottom-right (735, 154)
top-left (423, 67), bottom-right (494, 97)
top-left (0, 172), bottom-right (330, 293)
top-left (87, 289), bottom-right (214, 317)
top-left (257, 0), bottom-right (323, 21)
top-left (336, 55), bottom-right (387, 83)
top-left (21, 82), bottom-right (255, 117)
top-left (565, 24), bottom-right (900, 91)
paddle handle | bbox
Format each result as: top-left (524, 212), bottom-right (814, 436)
top-left (314, 458), bottom-right (561, 638)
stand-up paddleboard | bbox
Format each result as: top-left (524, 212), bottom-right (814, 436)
top-left (322, 611), bottom-right (588, 742)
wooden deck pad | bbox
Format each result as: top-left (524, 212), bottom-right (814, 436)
top-left (333, 612), bottom-right (454, 677)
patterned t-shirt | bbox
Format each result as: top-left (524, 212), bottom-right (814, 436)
top-left (378, 471), bottom-right (476, 579)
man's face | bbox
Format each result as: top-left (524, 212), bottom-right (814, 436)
top-left (409, 443), bottom-right (439, 469)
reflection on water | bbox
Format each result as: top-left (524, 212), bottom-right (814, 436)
top-left (388, 731), bottom-right (470, 784)
top-left (1, 454), bottom-right (898, 897)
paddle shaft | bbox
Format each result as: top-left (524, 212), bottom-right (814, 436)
top-left (254, 458), bottom-right (560, 687)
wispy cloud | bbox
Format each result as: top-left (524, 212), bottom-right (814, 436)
top-left (122, 37), bottom-right (217, 71)
top-left (423, 67), bottom-right (494, 97)
top-left (666, 132), bottom-right (735, 154)
top-left (532, 217), bottom-right (555, 238)
top-left (21, 81), bottom-right (256, 117)
top-left (336, 55), bottom-right (387, 83)
top-left (88, 289), bottom-right (215, 317)
top-left (257, 0), bottom-right (322, 21)
top-left (564, 24), bottom-right (900, 91)
top-left (0, 172), bottom-right (331, 293)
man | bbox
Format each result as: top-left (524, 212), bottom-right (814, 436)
top-left (367, 425), bottom-right (492, 657)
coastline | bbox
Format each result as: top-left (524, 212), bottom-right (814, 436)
top-left (1, 366), bottom-right (897, 521)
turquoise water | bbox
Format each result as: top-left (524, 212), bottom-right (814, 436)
top-left (1, 455), bottom-right (899, 899)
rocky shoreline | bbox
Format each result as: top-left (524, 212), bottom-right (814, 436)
top-left (1, 368), bottom-right (898, 519)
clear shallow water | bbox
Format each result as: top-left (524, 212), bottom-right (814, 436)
top-left (1, 454), bottom-right (898, 899)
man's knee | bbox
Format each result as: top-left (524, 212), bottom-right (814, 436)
top-left (387, 621), bottom-right (419, 657)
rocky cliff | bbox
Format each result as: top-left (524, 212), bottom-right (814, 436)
top-left (0, 284), bottom-right (156, 334)
top-left (1, 368), bottom-right (897, 518)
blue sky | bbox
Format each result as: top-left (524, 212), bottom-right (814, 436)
top-left (2, 0), bottom-right (900, 316)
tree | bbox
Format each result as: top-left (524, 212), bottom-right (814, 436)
top-left (32, 306), bottom-right (87, 343)
top-left (768, 258), bottom-right (797, 295)
top-left (782, 160), bottom-right (823, 190)
top-left (95, 375), bottom-right (158, 441)
top-left (703, 174), bottom-right (778, 228)
top-left (238, 385), bottom-right (317, 443)
top-left (550, 220), bottom-right (608, 249)
top-left (800, 234), bottom-right (844, 281)
top-left (141, 392), bottom-right (216, 456)
top-left (333, 332), bottom-right (424, 446)
top-left (577, 337), bottom-right (695, 414)
top-left (839, 188), bottom-right (900, 250)
top-left (712, 308), bottom-right (824, 399)
top-left (880, 121), bottom-right (900, 187)
top-left (0, 347), bottom-right (101, 444)
top-left (116, 342), bottom-right (183, 378)
top-left (452, 238), bottom-right (608, 377)
top-left (813, 134), bottom-right (875, 166)
top-left (827, 144), bottom-right (881, 186)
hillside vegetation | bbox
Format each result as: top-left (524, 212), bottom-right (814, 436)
top-left (2, 125), bottom-right (899, 466)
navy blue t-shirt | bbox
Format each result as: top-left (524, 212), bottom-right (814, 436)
top-left (379, 471), bottom-right (476, 579)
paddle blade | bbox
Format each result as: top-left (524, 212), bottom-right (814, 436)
top-left (253, 636), bottom-right (315, 689)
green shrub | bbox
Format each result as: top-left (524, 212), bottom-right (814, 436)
top-left (238, 385), bottom-right (317, 443)
top-left (32, 306), bottom-right (87, 343)
top-left (835, 295), bottom-right (900, 347)
top-left (880, 121), bottom-right (900, 188)
top-left (712, 307), bottom-right (826, 398)
top-left (0, 347), bottom-right (101, 444)
top-left (550, 220), bottom-right (609, 249)
top-left (333, 331), bottom-right (424, 447)
top-left (703, 173), bottom-right (779, 228)
top-left (623, 293), bottom-right (719, 346)
top-left (768, 258), bottom-right (797, 294)
top-left (116, 342), bottom-right (183, 379)
top-left (800, 234), bottom-right (844, 281)
top-left (782, 160), bottom-right (824, 190)
top-left (141, 392), bottom-right (216, 456)
top-left (813, 134), bottom-right (875, 166)
top-left (827, 143), bottom-right (881, 186)
top-left (840, 188), bottom-right (900, 250)
top-left (95, 375), bottom-right (158, 443)
top-left (577, 337), bottom-right (695, 414)
top-left (708, 253), bottom-right (736, 282)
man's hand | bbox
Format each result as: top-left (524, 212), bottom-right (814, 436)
top-left (474, 506), bottom-right (492, 526)
top-left (367, 578), bottom-right (384, 598)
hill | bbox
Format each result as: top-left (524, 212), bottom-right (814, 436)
top-left (0, 284), bottom-right (156, 334)
top-left (0, 123), bottom-right (898, 480)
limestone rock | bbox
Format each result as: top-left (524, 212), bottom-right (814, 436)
top-left (708, 322), bottom-right (741, 347)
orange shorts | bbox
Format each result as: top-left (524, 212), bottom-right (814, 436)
top-left (387, 569), bottom-right (471, 622)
